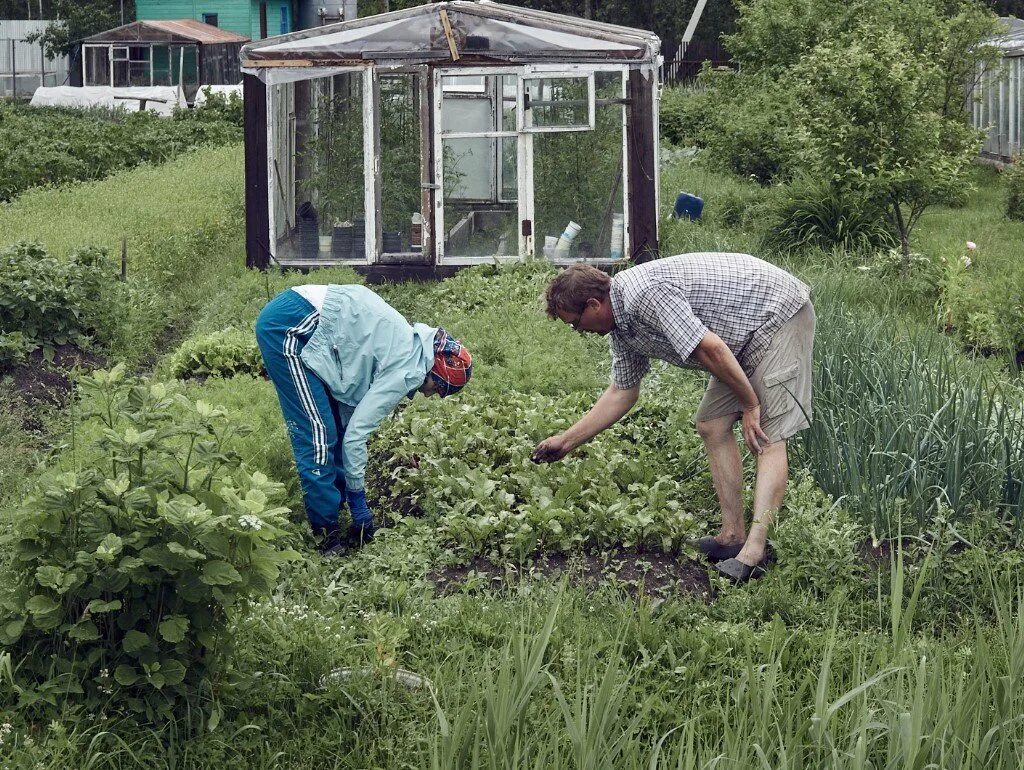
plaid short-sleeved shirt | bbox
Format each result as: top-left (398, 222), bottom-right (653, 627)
top-left (608, 253), bottom-right (810, 389)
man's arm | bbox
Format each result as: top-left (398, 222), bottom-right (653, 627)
top-left (532, 383), bottom-right (640, 463)
top-left (693, 331), bottom-right (770, 454)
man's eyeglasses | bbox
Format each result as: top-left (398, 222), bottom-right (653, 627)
top-left (569, 305), bottom-right (588, 332)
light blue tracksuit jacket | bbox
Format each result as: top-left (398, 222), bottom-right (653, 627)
top-left (255, 284), bottom-right (435, 530)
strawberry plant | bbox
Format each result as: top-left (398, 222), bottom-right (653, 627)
top-left (0, 365), bottom-right (299, 720)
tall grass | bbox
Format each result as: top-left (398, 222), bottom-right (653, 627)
top-left (797, 297), bottom-right (1024, 536)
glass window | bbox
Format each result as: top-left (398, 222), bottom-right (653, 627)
top-left (532, 71), bottom-right (624, 262)
top-left (151, 46), bottom-right (171, 86)
top-left (280, 5), bottom-right (290, 34)
top-left (202, 13), bottom-right (218, 27)
top-left (84, 46), bottom-right (111, 87)
top-left (521, 75), bottom-right (593, 131)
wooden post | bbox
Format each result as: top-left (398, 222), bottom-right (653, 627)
top-left (244, 73), bottom-right (272, 270)
top-left (626, 68), bottom-right (658, 263)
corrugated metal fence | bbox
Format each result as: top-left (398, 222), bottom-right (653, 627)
top-left (0, 20), bottom-right (69, 98)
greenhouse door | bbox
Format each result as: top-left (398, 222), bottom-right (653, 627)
top-left (435, 68), bottom-right (527, 265)
top-left (435, 65), bottom-right (628, 265)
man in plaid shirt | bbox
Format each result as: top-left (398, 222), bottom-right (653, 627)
top-left (532, 254), bottom-right (815, 583)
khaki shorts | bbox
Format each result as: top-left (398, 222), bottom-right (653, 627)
top-left (693, 302), bottom-right (816, 443)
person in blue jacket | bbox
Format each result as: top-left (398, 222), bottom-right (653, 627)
top-left (255, 284), bottom-right (473, 556)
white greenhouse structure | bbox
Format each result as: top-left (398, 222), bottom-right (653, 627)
top-left (972, 16), bottom-right (1024, 161)
top-left (240, 0), bottom-right (662, 279)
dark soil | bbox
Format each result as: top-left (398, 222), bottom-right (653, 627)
top-left (0, 344), bottom-right (105, 427)
top-left (430, 546), bottom-right (714, 602)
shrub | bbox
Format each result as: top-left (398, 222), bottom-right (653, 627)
top-left (168, 327), bottom-right (264, 380)
top-left (690, 68), bottom-right (801, 183)
top-left (0, 366), bottom-right (298, 719)
top-left (1005, 155), bottom-right (1024, 221)
top-left (762, 177), bottom-right (897, 254)
top-left (660, 84), bottom-right (714, 147)
top-left (0, 241), bottom-right (123, 364)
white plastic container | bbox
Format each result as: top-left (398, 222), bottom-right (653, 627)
top-left (553, 221), bottom-right (582, 258)
top-left (609, 213), bottom-right (624, 260)
top-left (542, 235), bottom-right (558, 258)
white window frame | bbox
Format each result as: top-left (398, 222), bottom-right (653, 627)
top-left (435, 66), bottom-right (527, 266)
top-left (266, 66), bottom-right (375, 266)
top-left (517, 70), bottom-right (595, 134)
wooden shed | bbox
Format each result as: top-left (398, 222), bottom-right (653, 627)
top-left (240, 0), bottom-right (662, 278)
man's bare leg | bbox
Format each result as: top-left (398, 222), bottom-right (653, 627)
top-left (735, 440), bottom-right (788, 565)
top-left (697, 415), bottom-right (745, 545)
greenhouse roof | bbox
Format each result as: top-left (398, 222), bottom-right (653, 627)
top-left (241, 1), bottom-right (660, 66)
top-left (83, 19), bottom-right (249, 46)
top-left (990, 16), bottom-right (1024, 55)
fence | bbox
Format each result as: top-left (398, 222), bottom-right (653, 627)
top-left (0, 20), bottom-right (69, 99)
top-left (662, 39), bottom-right (734, 85)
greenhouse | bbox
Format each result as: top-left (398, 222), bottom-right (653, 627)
top-left (240, 0), bottom-right (661, 275)
top-left (80, 20), bottom-right (247, 103)
top-left (971, 16), bottom-right (1024, 161)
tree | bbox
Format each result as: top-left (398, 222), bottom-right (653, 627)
top-left (24, 0), bottom-right (134, 59)
top-left (790, 28), bottom-right (983, 264)
top-left (719, 0), bottom-right (1002, 262)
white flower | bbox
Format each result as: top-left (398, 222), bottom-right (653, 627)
top-left (239, 514), bottom-right (264, 531)
top-left (961, 255), bottom-right (972, 268)
top-left (0, 723), bottom-right (12, 745)
top-left (966, 241), bottom-right (977, 251)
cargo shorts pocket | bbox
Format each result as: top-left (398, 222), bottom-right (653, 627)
top-left (761, 363), bottom-right (799, 420)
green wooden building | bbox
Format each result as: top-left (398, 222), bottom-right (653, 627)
top-left (135, 0), bottom-right (297, 42)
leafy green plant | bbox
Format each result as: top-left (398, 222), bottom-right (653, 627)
top-left (372, 389), bottom-right (707, 559)
top-left (1005, 154), bottom-right (1024, 221)
top-left (179, 88), bottom-right (244, 128)
top-left (0, 241), bottom-right (122, 365)
top-left (0, 366), bottom-right (298, 720)
top-left (168, 327), bottom-right (264, 380)
top-left (762, 176), bottom-right (898, 254)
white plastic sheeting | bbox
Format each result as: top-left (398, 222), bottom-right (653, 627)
top-left (29, 85), bottom-right (186, 115)
top-left (194, 84), bottom-right (243, 106)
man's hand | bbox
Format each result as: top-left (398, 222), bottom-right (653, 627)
top-left (741, 404), bottom-right (771, 455)
top-left (532, 434), bottom-right (574, 463)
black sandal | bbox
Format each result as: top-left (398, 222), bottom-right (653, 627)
top-left (714, 557), bottom-right (770, 584)
top-left (697, 536), bottom-right (744, 562)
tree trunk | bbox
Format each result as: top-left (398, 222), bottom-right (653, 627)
top-left (891, 200), bottom-right (911, 271)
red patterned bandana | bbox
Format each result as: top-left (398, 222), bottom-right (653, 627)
top-left (430, 328), bottom-right (473, 397)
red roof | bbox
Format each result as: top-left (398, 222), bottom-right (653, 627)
top-left (144, 19), bottom-right (249, 44)
top-left (83, 19), bottom-right (249, 45)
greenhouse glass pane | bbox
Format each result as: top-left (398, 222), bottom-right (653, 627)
top-left (442, 138), bottom-right (517, 258)
top-left (532, 71), bottom-right (623, 261)
top-left (380, 73), bottom-right (423, 257)
top-left (277, 73), bottom-right (366, 262)
top-left (522, 75), bottom-right (591, 130)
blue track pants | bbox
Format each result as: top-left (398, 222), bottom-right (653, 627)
top-left (255, 289), bottom-right (347, 532)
